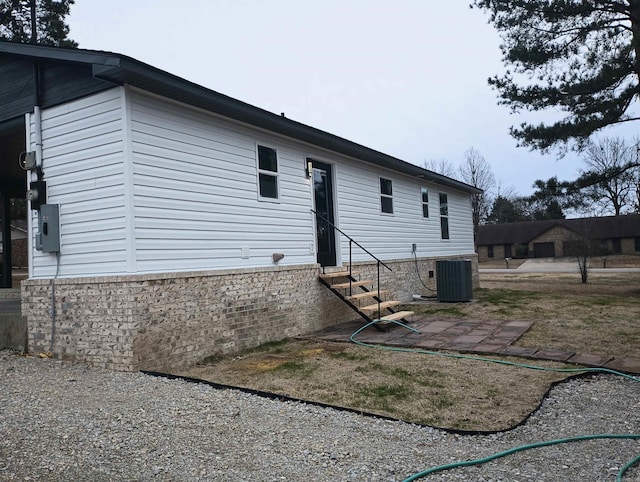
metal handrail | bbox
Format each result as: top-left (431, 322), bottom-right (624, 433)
top-left (311, 209), bottom-right (392, 272)
top-left (312, 209), bottom-right (392, 320)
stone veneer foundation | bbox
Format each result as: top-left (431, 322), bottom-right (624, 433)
top-left (22, 255), bottom-right (477, 371)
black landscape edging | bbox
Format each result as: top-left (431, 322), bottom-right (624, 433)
top-left (141, 370), bottom-right (599, 436)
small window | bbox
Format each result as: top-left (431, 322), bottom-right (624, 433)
top-left (439, 192), bottom-right (449, 240)
top-left (439, 192), bottom-right (448, 216)
top-left (488, 245), bottom-right (494, 258)
top-left (421, 187), bottom-right (429, 218)
top-left (257, 145), bottom-right (278, 199)
top-left (380, 178), bottom-right (393, 214)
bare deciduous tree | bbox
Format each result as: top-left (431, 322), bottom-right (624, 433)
top-left (564, 219), bottom-right (609, 284)
top-left (423, 158), bottom-right (458, 179)
top-left (458, 148), bottom-right (496, 237)
top-left (634, 169), bottom-right (640, 213)
top-left (580, 137), bottom-right (637, 215)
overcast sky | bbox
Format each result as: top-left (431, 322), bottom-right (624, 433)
top-left (66, 0), bottom-right (635, 196)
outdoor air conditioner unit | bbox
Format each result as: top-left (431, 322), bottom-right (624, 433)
top-left (436, 260), bottom-right (473, 302)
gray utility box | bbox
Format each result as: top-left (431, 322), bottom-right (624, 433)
top-left (36, 204), bottom-right (60, 253)
top-left (436, 260), bottom-right (473, 302)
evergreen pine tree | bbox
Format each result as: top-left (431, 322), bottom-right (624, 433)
top-left (0, 0), bottom-right (77, 47)
top-left (472, 0), bottom-right (640, 153)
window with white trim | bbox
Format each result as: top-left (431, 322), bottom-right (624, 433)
top-left (380, 177), bottom-right (393, 214)
top-left (439, 192), bottom-right (449, 240)
top-left (420, 187), bottom-right (429, 218)
top-left (257, 145), bottom-right (278, 200)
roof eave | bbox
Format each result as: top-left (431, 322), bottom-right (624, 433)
top-left (0, 40), bottom-right (120, 66)
top-left (1, 42), bottom-right (481, 195)
top-left (94, 60), bottom-right (482, 194)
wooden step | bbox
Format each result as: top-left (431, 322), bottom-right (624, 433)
top-left (359, 300), bottom-right (401, 313)
top-left (319, 271), bottom-right (360, 279)
top-left (330, 279), bottom-right (374, 289)
top-left (375, 310), bottom-right (414, 322)
top-left (345, 290), bottom-right (388, 301)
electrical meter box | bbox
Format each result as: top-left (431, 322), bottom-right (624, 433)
top-left (36, 204), bottom-right (60, 253)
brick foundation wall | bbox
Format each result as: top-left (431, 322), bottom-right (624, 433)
top-left (23, 264), bottom-right (353, 372)
top-left (22, 255), bottom-right (478, 372)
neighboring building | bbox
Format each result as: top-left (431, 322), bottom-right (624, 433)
top-left (476, 215), bottom-right (640, 261)
top-left (0, 223), bottom-right (28, 268)
top-left (0, 42), bottom-right (480, 371)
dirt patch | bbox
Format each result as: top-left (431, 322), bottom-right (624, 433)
top-left (177, 272), bottom-right (640, 432)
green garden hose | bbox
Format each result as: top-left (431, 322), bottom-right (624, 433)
top-left (349, 319), bottom-right (640, 481)
top-left (401, 434), bottom-right (640, 481)
top-left (349, 319), bottom-right (640, 381)
top-left (618, 454), bottom-right (640, 482)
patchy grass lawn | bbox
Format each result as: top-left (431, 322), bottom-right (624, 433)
top-left (474, 272), bottom-right (640, 358)
top-left (181, 339), bottom-right (570, 432)
top-left (178, 272), bottom-right (640, 432)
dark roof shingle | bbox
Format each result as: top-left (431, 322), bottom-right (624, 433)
top-left (476, 215), bottom-right (640, 245)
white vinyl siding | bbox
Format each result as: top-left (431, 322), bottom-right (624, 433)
top-left (335, 160), bottom-right (474, 262)
top-left (29, 85), bottom-right (475, 279)
top-left (29, 88), bottom-right (128, 278)
top-left (128, 89), bottom-right (315, 272)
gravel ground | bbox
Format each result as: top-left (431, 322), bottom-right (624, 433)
top-left (1, 351), bottom-right (639, 481)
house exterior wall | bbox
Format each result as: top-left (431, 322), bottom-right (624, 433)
top-left (28, 87), bottom-right (476, 280)
top-left (478, 237), bottom-right (640, 261)
top-left (27, 88), bottom-right (129, 278)
top-left (23, 264), bottom-right (352, 371)
top-left (128, 88), bottom-right (316, 272)
top-left (605, 237), bottom-right (639, 255)
top-left (336, 160), bottom-right (474, 263)
top-left (126, 88), bottom-right (476, 272)
top-left (477, 244), bottom-right (509, 262)
top-left (23, 254), bottom-right (476, 371)
top-left (528, 226), bottom-right (568, 257)
top-left (621, 237), bottom-right (638, 255)
top-left (23, 86), bottom-right (478, 370)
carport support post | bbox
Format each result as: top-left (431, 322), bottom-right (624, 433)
top-left (1, 194), bottom-right (11, 288)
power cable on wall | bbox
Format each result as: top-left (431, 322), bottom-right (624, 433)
top-left (413, 250), bottom-right (436, 292)
top-left (49, 252), bottom-right (60, 353)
